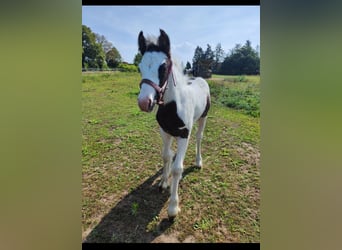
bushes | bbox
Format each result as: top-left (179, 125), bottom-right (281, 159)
top-left (117, 63), bottom-right (138, 72)
top-left (208, 77), bottom-right (260, 117)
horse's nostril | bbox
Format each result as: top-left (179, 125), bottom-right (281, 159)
top-left (148, 99), bottom-right (155, 112)
top-left (138, 96), bottom-right (154, 112)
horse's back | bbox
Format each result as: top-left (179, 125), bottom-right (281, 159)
top-left (184, 76), bottom-right (210, 121)
top-left (187, 77), bottom-right (210, 96)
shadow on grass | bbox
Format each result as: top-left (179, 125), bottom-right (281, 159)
top-left (83, 165), bottom-right (200, 243)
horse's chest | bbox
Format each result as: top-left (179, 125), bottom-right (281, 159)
top-left (156, 101), bottom-right (189, 138)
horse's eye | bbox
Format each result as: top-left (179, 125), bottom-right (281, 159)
top-left (158, 63), bottom-right (167, 83)
top-left (159, 63), bottom-right (167, 74)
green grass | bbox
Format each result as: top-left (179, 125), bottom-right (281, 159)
top-left (82, 71), bottom-right (260, 243)
top-left (209, 74), bottom-right (260, 117)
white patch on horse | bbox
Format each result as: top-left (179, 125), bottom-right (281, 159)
top-left (137, 29), bottom-right (211, 220)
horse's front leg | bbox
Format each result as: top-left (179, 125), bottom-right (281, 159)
top-left (168, 137), bottom-right (189, 220)
top-left (159, 128), bottom-right (174, 191)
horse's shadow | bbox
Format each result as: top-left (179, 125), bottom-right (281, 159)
top-left (83, 165), bottom-right (200, 243)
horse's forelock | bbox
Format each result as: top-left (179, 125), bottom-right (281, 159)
top-left (143, 35), bottom-right (170, 58)
top-left (145, 35), bottom-right (157, 46)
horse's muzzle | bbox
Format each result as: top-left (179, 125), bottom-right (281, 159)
top-left (138, 96), bottom-right (155, 112)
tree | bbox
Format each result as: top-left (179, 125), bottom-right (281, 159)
top-left (106, 47), bottom-right (122, 68)
top-left (82, 25), bottom-right (107, 70)
top-left (183, 61), bottom-right (192, 75)
top-left (203, 44), bottom-right (215, 71)
top-left (204, 44), bottom-right (214, 61)
top-left (185, 61), bottom-right (191, 70)
top-left (192, 45), bottom-right (213, 78)
top-left (255, 45), bottom-right (260, 57)
top-left (214, 43), bottom-right (225, 63)
top-left (95, 33), bottom-right (113, 54)
top-left (213, 43), bottom-right (225, 73)
top-left (192, 46), bottom-right (204, 77)
top-left (133, 52), bottom-right (142, 66)
top-left (82, 25), bottom-right (96, 69)
top-left (221, 40), bottom-right (260, 75)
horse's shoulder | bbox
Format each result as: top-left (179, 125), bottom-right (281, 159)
top-left (156, 101), bottom-right (189, 138)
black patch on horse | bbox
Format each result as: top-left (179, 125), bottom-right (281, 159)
top-left (201, 95), bottom-right (211, 118)
top-left (158, 63), bottom-right (167, 86)
top-left (145, 44), bottom-right (171, 58)
top-left (156, 101), bottom-right (189, 138)
top-left (146, 44), bottom-right (162, 53)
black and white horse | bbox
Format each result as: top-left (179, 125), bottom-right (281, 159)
top-left (137, 29), bottom-right (210, 220)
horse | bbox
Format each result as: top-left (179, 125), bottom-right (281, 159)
top-left (137, 29), bottom-right (211, 220)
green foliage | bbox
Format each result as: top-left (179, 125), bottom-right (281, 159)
top-left (131, 202), bottom-right (139, 216)
top-left (192, 45), bottom-right (214, 78)
top-left (193, 40), bottom-right (260, 76)
top-left (82, 25), bottom-right (107, 70)
top-left (95, 33), bottom-right (113, 53)
top-left (133, 52), bottom-right (142, 66)
top-left (208, 75), bottom-right (260, 117)
top-left (221, 40), bottom-right (260, 75)
top-left (193, 217), bottom-right (214, 231)
top-left (237, 75), bottom-right (247, 82)
top-left (117, 63), bottom-right (138, 72)
top-left (213, 43), bottom-right (225, 74)
top-left (106, 47), bottom-right (122, 68)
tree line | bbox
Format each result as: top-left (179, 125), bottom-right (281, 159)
top-left (82, 25), bottom-right (122, 70)
top-left (190, 41), bottom-right (260, 77)
top-left (82, 25), bottom-right (260, 76)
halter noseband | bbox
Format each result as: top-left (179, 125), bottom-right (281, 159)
top-left (139, 58), bottom-right (174, 105)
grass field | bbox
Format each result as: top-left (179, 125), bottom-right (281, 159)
top-left (82, 72), bottom-right (260, 243)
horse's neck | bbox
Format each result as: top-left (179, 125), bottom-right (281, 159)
top-left (163, 66), bottom-right (186, 104)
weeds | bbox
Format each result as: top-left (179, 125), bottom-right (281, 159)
top-left (131, 202), bottom-right (139, 216)
top-left (208, 75), bottom-right (260, 117)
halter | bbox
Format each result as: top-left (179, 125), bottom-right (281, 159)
top-left (139, 58), bottom-right (175, 105)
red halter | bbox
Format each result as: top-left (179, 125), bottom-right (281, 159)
top-left (139, 58), bottom-right (174, 105)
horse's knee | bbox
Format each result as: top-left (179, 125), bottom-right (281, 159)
top-left (162, 150), bottom-right (174, 162)
top-left (171, 164), bottom-right (183, 179)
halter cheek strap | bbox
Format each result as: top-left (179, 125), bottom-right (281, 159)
top-left (139, 59), bottom-right (174, 105)
top-left (139, 78), bottom-right (166, 105)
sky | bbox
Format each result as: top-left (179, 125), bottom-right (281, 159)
top-left (82, 6), bottom-right (260, 65)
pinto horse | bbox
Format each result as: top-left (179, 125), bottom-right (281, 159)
top-left (137, 29), bottom-right (210, 220)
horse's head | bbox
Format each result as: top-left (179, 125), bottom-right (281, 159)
top-left (137, 29), bottom-right (172, 112)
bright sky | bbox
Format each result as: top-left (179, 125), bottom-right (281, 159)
top-left (82, 5), bottom-right (260, 65)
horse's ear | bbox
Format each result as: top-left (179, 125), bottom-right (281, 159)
top-left (158, 29), bottom-right (170, 58)
top-left (138, 31), bottom-right (146, 55)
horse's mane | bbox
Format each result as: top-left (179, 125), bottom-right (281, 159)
top-left (170, 55), bottom-right (189, 85)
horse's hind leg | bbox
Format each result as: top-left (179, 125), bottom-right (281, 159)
top-left (159, 128), bottom-right (174, 191)
top-left (196, 117), bottom-right (207, 168)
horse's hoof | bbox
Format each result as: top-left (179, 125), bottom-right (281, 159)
top-left (168, 216), bottom-right (176, 223)
top-left (158, 183), bottom-right (169, 193)
top-left (168, 207), bottom-right (180, 221)
top-left (158, 185), bottom-right (167, 193)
